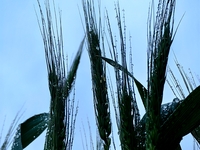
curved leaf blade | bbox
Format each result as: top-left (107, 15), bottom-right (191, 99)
top-left (158, 86), bottom-right (200, 149)
top-left (64, 36), bottom-right (85, 96)
top-left (100, 56), bottom-right (147, 109)
top-left (191, 125), bottom-right (200, 144)
top-left (11, 113), bottom-right (49, 150)
top-left (133, 78), bottom-right (147, 110)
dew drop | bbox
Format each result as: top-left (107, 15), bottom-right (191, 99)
top-left (96, 46), bottom-right (99, 50)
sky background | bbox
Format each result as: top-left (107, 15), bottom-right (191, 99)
top-left (0, 0), bottom-right (200, 149)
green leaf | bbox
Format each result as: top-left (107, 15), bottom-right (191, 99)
top-left (158, 86), bottom-right (200, 149)
top-left (191, 125), bottom-right (200, 144)
top-left (133, 77), bottom-right (147, 110)
top-left (137, 97), bottom-right (200, 149)
top-left (100, 56), bottom-right (147, 109)
top-left (64, 36), bottom-right (85, 96)
top-left (136, 98), bottom-right (183, 149)
top-left (11, 113), bottom-right (49, 150)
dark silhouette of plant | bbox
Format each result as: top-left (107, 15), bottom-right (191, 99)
top-left (6, 0), bottom-right (200, 150)
top-left (82, 0), bottom-right (200, 149)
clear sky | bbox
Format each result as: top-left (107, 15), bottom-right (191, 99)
top-left (0, 0), bottom-right (200, 150)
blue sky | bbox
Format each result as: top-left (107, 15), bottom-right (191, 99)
top-left (0, 0), bottom-right (200, 149)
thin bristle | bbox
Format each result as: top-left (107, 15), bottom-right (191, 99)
top-left (1, 111), bottom-right (23, 150)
